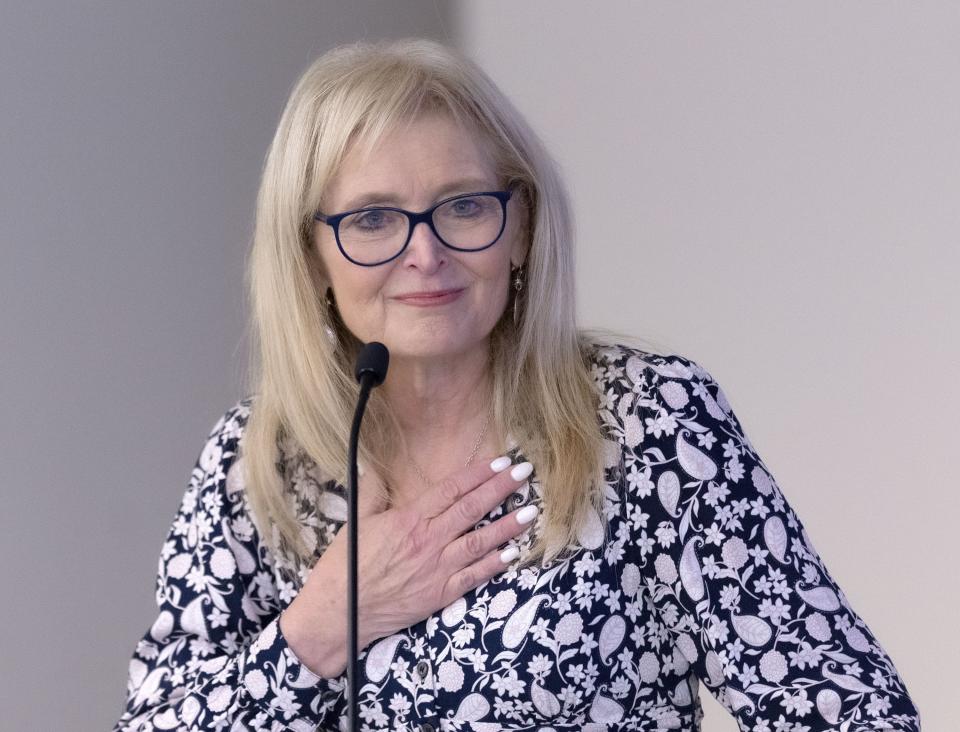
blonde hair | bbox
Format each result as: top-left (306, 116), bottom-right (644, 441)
top-left (242, 37), bottom-right (610, 568)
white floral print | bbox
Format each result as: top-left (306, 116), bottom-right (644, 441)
top-left (113, 344), bottom-right (919, 731)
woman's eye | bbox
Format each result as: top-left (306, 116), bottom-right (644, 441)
top-left (354, 210), bottom-right (386, 229)
top-left (451, 198), bottom-right (481, 216)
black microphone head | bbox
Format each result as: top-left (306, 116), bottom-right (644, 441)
top-left (355, 341), bottom-right (390, 386)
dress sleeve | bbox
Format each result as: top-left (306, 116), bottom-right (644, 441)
top-left (614, 352), bottom-right (920, 731)
top-left (112, 401), bottom-right (345, 732)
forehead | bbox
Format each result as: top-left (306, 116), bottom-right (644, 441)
top-left (325, 112), bottom-right (500, 210)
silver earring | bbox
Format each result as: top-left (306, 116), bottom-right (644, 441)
top-left (511, 264), bottom-right (524, 326)
top-left (324, 288), bottom-right (337, 345)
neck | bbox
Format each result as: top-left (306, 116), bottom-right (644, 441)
top-left (382, 340), bottom-right (495, 457)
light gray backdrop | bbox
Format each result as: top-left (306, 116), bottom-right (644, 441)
top-left (453, 3), bottom-right (958, 729)
top-left (0, 3), bottom-right (451, 729)
top-left (2, 2), bottom-right (954, 730)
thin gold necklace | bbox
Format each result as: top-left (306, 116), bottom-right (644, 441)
top-left (408, 411), bottom-right (492, 486)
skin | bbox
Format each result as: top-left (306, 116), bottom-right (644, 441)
top-left (279, 112), bottom-right (538, 677)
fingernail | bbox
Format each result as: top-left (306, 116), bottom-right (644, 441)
top-left (358, 462), bottom-right (366, 477)
top-left (490, 456), bottom-right (512, 472)
top-left (500, 546), bottom-right (520, 563)
top-left (516, 505), bottom-right (538, 525)
top-left (510, 462), bottom-right (533, 482)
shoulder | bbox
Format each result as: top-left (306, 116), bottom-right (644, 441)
top-left (182, 396), bottom-right (258, 524)
top-left (585, 341), bottom-right (724, 401)
top-left (207, 395), bottom-right (255, 442)
top-left (193, 397), bottom-right (255, 477)
top-left (583, 342), bottom-right (741, 446)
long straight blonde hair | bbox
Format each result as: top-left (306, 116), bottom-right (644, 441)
top-left (242, 38), bottom-right (608, 569)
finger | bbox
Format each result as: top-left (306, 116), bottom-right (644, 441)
top-left (442, 503), bottom-right (539, 569)
top-left (415, 453), bottom-right (512, 517)
top-left (434, 460), bottom-right (534, 541)
top-left (441, 542), bottom-right (524, 606)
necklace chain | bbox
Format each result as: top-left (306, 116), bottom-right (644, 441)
top-left (409, 411), bottom-right (492, 486)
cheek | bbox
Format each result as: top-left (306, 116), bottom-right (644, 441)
top-left (318, 251), bottom-right (389, 334)
top-left (335, 276), bottom-right (387, 320)
top-left (472, 259), bottom-right (512, 319)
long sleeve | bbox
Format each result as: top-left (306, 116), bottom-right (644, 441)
top-left (112, 401), bottom-right (345, 732)
top-left (611, 351), bottom-right (920, 731)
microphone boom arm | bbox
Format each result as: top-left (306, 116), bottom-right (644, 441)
top-left (346, 341), bottom-right (389, 732)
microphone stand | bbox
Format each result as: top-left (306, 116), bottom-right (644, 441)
top-left (347, 342), bottom-right (389, 732)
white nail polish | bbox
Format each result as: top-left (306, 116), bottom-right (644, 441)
top-left (490, 456), bottom-right (512, 472)
top-left (516, 505), bottom-right (539, 525)
top-left (500, 546), bottom-right (520, 563)
top-left (510, 462), bottom-right (533, 482)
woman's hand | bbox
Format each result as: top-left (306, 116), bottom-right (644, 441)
top-left (279, 456), bottom-right (537, 678)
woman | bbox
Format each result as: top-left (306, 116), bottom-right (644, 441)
top-left (113, 39), bottom-right (919, 732)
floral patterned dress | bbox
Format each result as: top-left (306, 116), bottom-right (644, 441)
top-left (113, 344), bottom-right (920, 732)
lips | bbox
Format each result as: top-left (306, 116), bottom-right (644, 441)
top-left (392, 288), bottom-right (465, 306)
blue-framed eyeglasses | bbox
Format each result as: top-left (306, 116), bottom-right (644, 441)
top-left (313, 190), bottom-right (513, 267)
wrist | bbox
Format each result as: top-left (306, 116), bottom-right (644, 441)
top-left (279, 598), bottom-right (347, 679)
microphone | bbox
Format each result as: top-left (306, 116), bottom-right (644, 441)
top-left (354, 340), bottom-right (389, 388)
top-left (347, 341), bottom-right (389, 732)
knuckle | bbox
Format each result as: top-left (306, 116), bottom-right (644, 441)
top-left (437, 477), bottom-right (462, 504)
top-left (401, 516), bottom-right (432, 554)
top-left (457, 495), bottom-right (481, 524)
top-left (418, 522), bottom-right (442, 554)
top-left (455, 568), bottom-right (477, 594)
top-left (407, 530), bottom-right (428, 554)
top-left (464, 530), bottom-right (486, 559)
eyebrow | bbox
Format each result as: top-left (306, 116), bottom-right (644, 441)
top-left (338, 177), bottom-right (499, 212)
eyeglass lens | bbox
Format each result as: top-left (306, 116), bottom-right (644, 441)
top-left (337, 194), bottom-right (504, 265)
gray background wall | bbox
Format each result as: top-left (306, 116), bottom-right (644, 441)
top-left (1, 2), bottom-right (954, 730)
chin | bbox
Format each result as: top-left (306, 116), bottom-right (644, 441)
top-left (385, 328), bottom-right (486, 361)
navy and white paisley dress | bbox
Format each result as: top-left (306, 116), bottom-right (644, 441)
top-left (113, 344), bottom-right (920, 731)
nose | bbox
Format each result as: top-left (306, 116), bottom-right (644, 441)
top-left (401, 220), bottom-right (447, 274)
